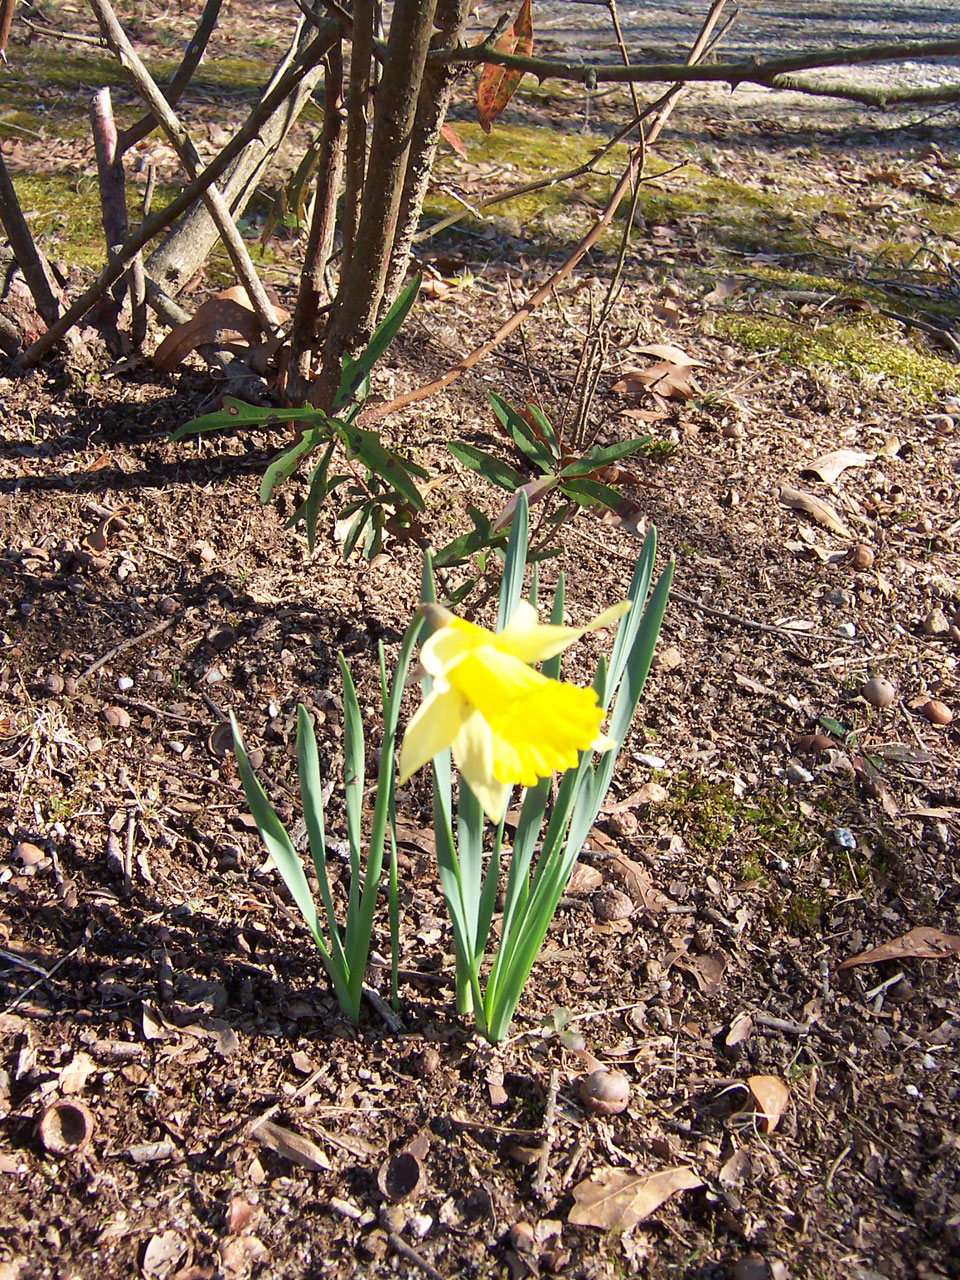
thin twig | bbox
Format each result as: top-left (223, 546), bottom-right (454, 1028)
top-left (2, 929), bottom-right (104, 1015)
top-left (78, 614), bottom-right (181, 682)
top-left (532, 1067), bottom-right (561, 1201)
top-left (387, 1234), bottom-right (446, 1280)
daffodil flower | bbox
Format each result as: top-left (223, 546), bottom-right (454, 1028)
top-left (399, 599), bottom-right (630, 822)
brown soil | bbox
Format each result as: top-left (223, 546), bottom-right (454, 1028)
top-left (1, 5), bottom-right (960, 1280)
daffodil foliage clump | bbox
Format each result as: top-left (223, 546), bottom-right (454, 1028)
top-left (403, 492), bottom-right (672, 1041)
top-left (233, 492), bottom-right (671, 1042)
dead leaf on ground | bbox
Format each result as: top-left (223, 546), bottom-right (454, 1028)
top-left (779, 485), bottom-right (852, 538)
top-left (801, 448), bottom-right (872, 483)
top-left (746, 1075), bottom-right (790, 1133)
top-left (635, 343), bottom-right (704, 366)
top-left (608, 855), bottom-right (672, 913)
top-left (58, 1051), bottom-right (96, 1094)
top-left (703, 277), bottom-right (741, 306)
top-left (675, 950), bottom-right (727, 993)
top-left (725, 1012), bottom-right (754, 1048)
top-left (250, 1119), bottom-right (331, 1171)
top-left (614, 361), bottom-right (698, 401)
top-left (153, 287), bottom-right (289, 373)
top-left (838, 925), bottom-right (960, 970)
top-left (568, 1165), bottom-right (703, 1231)
top-left (218, 1236), bottom-right (268, 1279)
top-left (142, 1231), bottom-right (191, 1280)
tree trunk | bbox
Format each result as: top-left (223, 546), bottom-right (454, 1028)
top-left (311, 0), bottom-right (439, 407)
top-left (381, 0), bottom-right (471, 311)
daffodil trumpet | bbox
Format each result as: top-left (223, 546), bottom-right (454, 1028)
top-left (398, 598), bottom-right (630, 823)
top-left (418, 489), bottom-right (673, 1041)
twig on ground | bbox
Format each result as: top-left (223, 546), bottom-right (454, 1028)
top-left (78, 614), bottom-right (181, 682)
top-left (387, 1233), bottom-right (446, 1280)
top-left (2, 929), bottom-right (104, 1015)
top-left (533, 1067), bottom-right (561, 1201)
top-left (361, 982), bottom-right (404, 1031)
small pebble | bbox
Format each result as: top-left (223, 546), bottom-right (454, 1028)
top-left (836, 622), bottom-right (857, 639)
top-left (169, 741), bottom-right (185, 755)
top-left (785, 762), bottom-right (814, 784)
top-left (924, 608), bottom-right (950, 637)
top-left (636, 753), bottom-right (666, 769)
top-left (117, 676), bottom-right (134, 692)
top-left (831, 827), bottom-right (856, 850)
top-left (824, 588), bottom-right (850, 607)
top-left (409, 1213), bottom-right (433, 1239)
top-left (921, 1054), bottom-right (938, 1070)
top-left (905, 1084), bottom-right (920, 1098)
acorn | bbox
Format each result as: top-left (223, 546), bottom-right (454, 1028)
top-left (922, 699), bottom-right (953, 726)
top-left (847, 543), bottom-right (875, 571)
top-left (578, 1069), bottom-right (631, 1117)
top-left (862, 678), bottom-right (896, 709)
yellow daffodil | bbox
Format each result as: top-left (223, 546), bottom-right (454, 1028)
top-left (399, 599), bottom-right (629, 822)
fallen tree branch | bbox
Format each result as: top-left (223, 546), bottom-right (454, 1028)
top-left (772, 74), bottom-right (960, 107)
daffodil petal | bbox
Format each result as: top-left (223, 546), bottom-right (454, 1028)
top-left (451, 710), bottom-right (510, 822)
top-left (447, 646), bottom-right (547, 724)
top-left (398, 686), bottom-right (465, 782)
top-left (496, 599), bottom-right (631, 664)
top-left (420, 621), bottom-right (482, 679)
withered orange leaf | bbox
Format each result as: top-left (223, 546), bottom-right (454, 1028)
top-left (477, 0), bottom-right (533, 134)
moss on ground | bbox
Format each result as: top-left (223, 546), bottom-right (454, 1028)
top-left (714, 312), bottom-right (956, 403)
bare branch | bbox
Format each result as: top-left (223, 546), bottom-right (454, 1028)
top-left (88, 0), bottom-right (279, 334)
top-left (0, 153), bottom-right (62, 326)
top-left (117, 0), bottom-right (224, 154)
top-left (423, 36), bottom-right (960, 94)
top-left (15, 25), bottom-right (335, 369)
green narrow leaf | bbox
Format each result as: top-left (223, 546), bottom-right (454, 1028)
top-left (295, 706), bottom-right (349, 982)
top-left (559, 476), bottom-right (628, 510)
top-left (285, 440), bottom-right (337, 552)
top-left (559, 437), bottom-right (653, 476)
top-left (261, 422), bottom-right (329, 503)
top-left (337, 654), bottom-right (365, 933)
top-left (496, 487), bottom-right (529, 630)
top-left (488, 392), bottom-right (556, 472)
top-left (171, 399), bottom-right (327, 441)
top-left (336, 274), bottom-right (421, 410)
top-left (342, 422), bottom-right (426, 512)
top-left (447, 440), bottom-right (525, 492)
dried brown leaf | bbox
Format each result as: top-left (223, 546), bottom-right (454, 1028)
top-left (439, 121), bottom-right (467, 158)
top-left (779, 485), bottom-right (852, 538)
top-left (142, 1231), bottom-right (190, 1280)
top-left (477, 0), bottom-right (532, 132)
top-left (635, 342), bottom-right (703, 366)
top-left (250, 1119), bottom-right (331, 1171)
top-left (746, 1075), bottom-right (789, 1133)
top-left (568, 1166), bottom-right (703, 1231)
top-left (838, 925), bottom-right (960, 970)
top-left (802, 448), bottom-right (872, 483)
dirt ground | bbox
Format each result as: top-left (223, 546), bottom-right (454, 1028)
top-left (1, 3), bottom-right (960, 1279)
